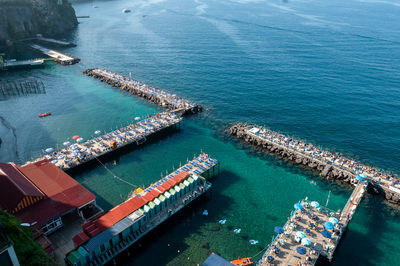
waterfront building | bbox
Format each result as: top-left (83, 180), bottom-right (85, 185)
top-left (66, 171), bottom-right (211, 266)
top-left (0, 160), bottom-right (102, 235)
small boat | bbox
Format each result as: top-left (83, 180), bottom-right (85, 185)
top-left (134, 117), bottom-right (141, 121)
top-left (203, 210), bottom-right (208, 216)
top-left (249, 240), bottom-right (259, 245)
top-left (93, 5), bottom-right (98, 8)
top-left (122, 8), bottom-right (131, 13)
top-left (38, 112), bottom-right (51, 118)
top-left (219, 219), bottom-right (226, 225)
top-left (234, 228), bottom-right (241, 234)
top-left (230, 257), bottom-right (253, 266)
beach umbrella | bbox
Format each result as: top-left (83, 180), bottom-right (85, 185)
top-left (310, 201), bottom-right (320, 208)
top-left (80, 148), bottom-right (87, 152)
top-left (324, 222), bottom-right (334, 230)
top-left (296, 231), bottom-right (306, 239)
top-left (356, 175), bottom-right (365, 181)
top-left (360, 173), bottom-right (367, 178)
top-left (76, 137), bottom-right (84, 143)
top-left (294, 203), bottom-right (304, 211)
top-left (267, 256), bottom-right (274, 262)
top-left (57, 155), bottom-right (65, 160)
top-left (274, 226), bottom-right (284, 234)
top-left (94, 130), bottom-right (101, 135)
top-left (296, 246), bottom-right (306, 255)
top-left (45, 148), bottom-right (54, 153)
top-left (321, 230), bottom-right (332, 238)
top-left (329, 217), bottom-right (339, 225)
top-left (301, 238), bottom-right (312, 246)
top-left (51, 160), bottom-right (58, 164)
top-left (63, 141), bottom-right (70, 146)
top-left (72, 135), bottom-right (80, 140)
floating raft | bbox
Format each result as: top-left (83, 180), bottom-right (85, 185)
top-left (29, 112), bottom-right (182, 171)
top-left (227, 123), bottom-right (400, 205)
top-left (83, 68), bottom-right (202, 115)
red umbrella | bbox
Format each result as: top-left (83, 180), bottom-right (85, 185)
top-left (72, 135), bottom-right (80, 140)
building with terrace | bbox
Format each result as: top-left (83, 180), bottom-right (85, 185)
top-left (66, 168), bottom-right (214, 266)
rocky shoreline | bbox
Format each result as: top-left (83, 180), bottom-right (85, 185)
top-left (227, 123), bottom-right (400, 205)
top-left (83, 69), bottom-right (202, 116)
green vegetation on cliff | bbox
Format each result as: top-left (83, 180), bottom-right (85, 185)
top-left (0, 211), bottom-right (56, 266)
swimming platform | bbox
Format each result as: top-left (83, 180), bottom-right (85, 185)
top-left (65, 153), bottom-right (219, 266)
top-left (28, 112), bottom-right (182, 171)
top-left (83, 68), bottom-right (202, 115)
top-left (257, 179), bottom-right (368, 265)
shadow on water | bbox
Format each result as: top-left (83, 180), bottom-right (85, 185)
top-left (323, 195), bottom-right (388, 266)
top-left (100, 169), bottom-right (241, 266)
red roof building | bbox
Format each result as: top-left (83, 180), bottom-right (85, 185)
top-left (0, 160), bottom-right (98, 235)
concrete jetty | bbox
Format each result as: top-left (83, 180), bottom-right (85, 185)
top-left (83, 68), bottom-right (202, 115)
top-left (30, 44), bottom-right (80, 65)
top-left (29, 112), bottom-right (182, 171)
top-left (64, 153), bottom-right (219, 266)
top-left (258, 180), bottom-right (368, 265)
top-left (227, 123), bottom-right (400, 205)
top-left (1, 59), bottom-right (44, 71)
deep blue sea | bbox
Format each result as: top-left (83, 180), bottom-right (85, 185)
top-left (1, 0), bottom-right (400, 265)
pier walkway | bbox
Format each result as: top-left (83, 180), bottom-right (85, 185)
top-left (30, 44), bottom-right (80, 65)
top-left (1, 59), bottom-right (44, 71)
top-left (258, 180), bottom-right (368, 265)
top-left (65, 154), bottom-right (219, 266)
top-left (29, 112), bottom-right (182, 171)
top-left (228, 123), bottom-right (400, 204)
top-left (83, 69), bottom-right (202, 115)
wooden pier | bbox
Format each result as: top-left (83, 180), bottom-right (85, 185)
top-left (83, 68), bottom-right (202, 115)
top-left (30, 44), bottom-right (80, 65)
top-left (227, 123), bottom-right (400, 205)
top-left (28, 112), bottom-right (182, 171)
top-left (258, 180), bottom-right (368, 265)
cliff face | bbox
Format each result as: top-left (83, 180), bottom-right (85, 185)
top-left (0, 0), bottom-right (78, 44)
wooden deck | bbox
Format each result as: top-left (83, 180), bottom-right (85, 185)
top-left (29, 112), bottom-right (182, 171)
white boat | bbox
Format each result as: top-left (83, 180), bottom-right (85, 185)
top-left (122, 8), bottom-right (131, 13)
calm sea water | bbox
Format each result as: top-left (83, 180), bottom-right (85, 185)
top-left (1, 0), bottom-right (400, 265)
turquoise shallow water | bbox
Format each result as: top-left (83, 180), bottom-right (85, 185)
top-left (1, 0), bottom-right (400, 265)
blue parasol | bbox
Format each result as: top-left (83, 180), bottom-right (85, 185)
top-left (296, 246), bottom-right (306, 255)
top-left (321, 230), bottom-right (332, 238)
top-left (274, 226), bottom-right (284, 234)
top-left (324, 222), bottom-right (334, 230)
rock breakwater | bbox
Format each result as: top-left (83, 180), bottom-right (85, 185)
top-left (227, 123), bottom-right (400, 205)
